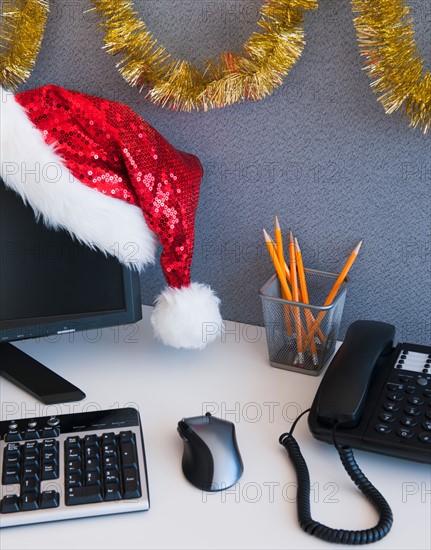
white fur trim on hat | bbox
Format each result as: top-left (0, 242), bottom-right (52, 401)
top-left (151, 283), bottom-right (223, 349)
top-left (0, 87), bottom-right (157, 270)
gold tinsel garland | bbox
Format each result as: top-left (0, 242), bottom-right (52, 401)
top-left (1, 0), bottom-right (429, 128)
top-left (91, 0), bottom-right (318, 111)
top-left (0, 0), bottom-right (49, 90)
top-left (352, 0), bottom-right (431, 133)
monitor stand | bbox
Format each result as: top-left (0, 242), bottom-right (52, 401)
top-left (0, 343), bottom-right (86, 404)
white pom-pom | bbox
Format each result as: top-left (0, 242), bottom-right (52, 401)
top-left (151, 283), bottom-right (222, 349)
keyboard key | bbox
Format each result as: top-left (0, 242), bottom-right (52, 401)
top-left (1, 494), bottom-right (20, 513)
top-left (3, 467), bottom-right (21, 484)
top-left (23, 449), bottom-right (39, 466)
top-left (43, 449), bottom-right (58, 465)
top-left (84, 434), bottom-right (99, 447)
top-left (3, 456), bottom-right (20, 472)
top-left (102, 444), bottom-right (117, 458)
top-left (119, 431), bottom-right (134, 444)
top-left (5, 431), bottom-right (22, 442)
top-left (418, 432), bottom-right (431, 443)
top-left (85, 458), bottom-right (100, 473)
top-left (66, 436), bottom-right (81, 449)
top-left (103, 456), bottom-right (119, 471)
top-left (24, 441), bottom-right (38, 451)
top-left (400, 416), bottom-right (417, 427)
top-left (104, 471), bottom-right (120, 484)
top-left (66, 448), bottom-right (81, 461)
top-left (408, 396), bottom-right (425, 406)
top-left (375, 423), bottom-right (391, 434)
top-left (21, 493), bottom-right (39, 511)
top-left (5, 442), bottom-right (21, 457)
top-left (2, 457), bottom-right (21, 485)
top-left (40, 491), bottom-right (60, 509)
top-left (120, 442), bottom-right (138, 468)
top-left (122, 467), bottom-right (141, 499)
top-left (66, 473), bottom-right (83, 488)
top-left (23, 429), bottom-right (40, 440)
top-left (404, 406), bottom-right (421, 416)
top-left (66, 462), bottom-right (82, 476)
top-left (387, 392), bottom-right (404, 402)
top-left (23, 465), bottom-right (40, 481)
top-left (86, 472), bottom-right (101, 487)
top-left (102, 432), bottom-right (116, 445)
top-left (397, 428), bottom-right (414, 438)
top-left (42, 427), bottom-right (60, 438)
top-left (85, 446), bottom-right (100, 460)
top-left (84, 436), bottom-right (100, 459)
top-left (42, 439), bottom-right (59, 467)
top-left (21, 478), bottom-right (39, 495)
top-left (42, 463), bottom-right (59, 480)
top-left (383, 402), bottom-right (400, 412)
top-left (104, 483), bottom-right (122, 501)
top-left (66, 485), bottom-right (103, 506)
top-left (379, 412), bottom-right (395, 423)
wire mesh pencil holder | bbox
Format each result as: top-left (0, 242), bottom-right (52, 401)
top-left (259, 270), bottom-right (348, 376)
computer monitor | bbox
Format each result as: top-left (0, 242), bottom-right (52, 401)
top-left (0, 181), bottom-right (142, 404)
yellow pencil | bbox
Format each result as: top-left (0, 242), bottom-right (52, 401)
top-left (271, 232), bottom-right (309, 314)
top-left (303, 240), bottom-right (363, 348)
top-left (269, 222), bottom-right (293, 336)
top-left (325, 240), bottom-right (362, 305)
top-left (288, 230), bottom-right (304, 361)
top-left (295, 238), bottom-right (318, 365)
top-left (263, 229), bottom-right (294, 302)
top-left (271, 223), bottom-right (291, 282)
top-left (288, 231), bottom-right (299, 301)
top-left (294, 238), bottom-right (326, 344)
top-left (274, 216), bottom-right (286, 277)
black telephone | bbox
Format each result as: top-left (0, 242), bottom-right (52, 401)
top-left (279, 321), bottom-right (431, 545)
top-left (308, 320), bottom-right (431, 463)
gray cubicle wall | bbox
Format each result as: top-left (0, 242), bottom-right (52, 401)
top-left (16, 0), bottom-right (431, 344)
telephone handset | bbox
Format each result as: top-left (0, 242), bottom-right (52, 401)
top-left (279, 321), bottom-right (431, 544)
top-left (313, 321), bottom-right (395, 427)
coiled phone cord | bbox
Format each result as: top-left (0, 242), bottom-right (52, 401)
top-left (279, 409), bottom-right (393, 544)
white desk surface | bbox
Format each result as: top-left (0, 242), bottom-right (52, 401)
top-left (0, 306), bottom-right (430, 550)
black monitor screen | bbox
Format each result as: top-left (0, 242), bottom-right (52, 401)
top-left (0, 181), bottom-right (142, 341)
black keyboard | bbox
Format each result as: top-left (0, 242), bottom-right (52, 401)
top-left (0, 408), bottom-right (150, 528)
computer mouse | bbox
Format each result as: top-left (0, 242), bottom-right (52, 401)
top-left (177, 412), bottom-right (244, 492)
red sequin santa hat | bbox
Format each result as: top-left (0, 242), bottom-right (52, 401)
top-left (0, 84), bottom-right (222, 349)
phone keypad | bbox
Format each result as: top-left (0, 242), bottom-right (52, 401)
top-left (372, 349), bottom-right (431, 448)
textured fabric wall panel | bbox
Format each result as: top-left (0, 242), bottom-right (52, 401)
top-left (16, 0), bottom-right (431, 344)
